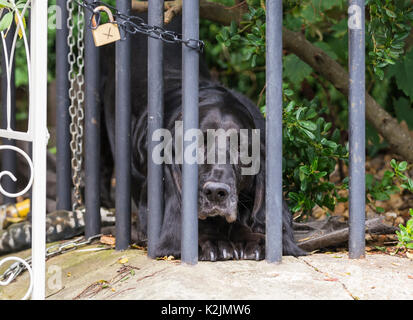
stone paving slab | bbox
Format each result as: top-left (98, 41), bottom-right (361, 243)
top-left (1, 246), bottom-right (412, 300)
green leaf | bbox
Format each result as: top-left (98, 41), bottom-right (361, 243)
top-left (300, 128), bottom-right (315, 140)
top-left (376, 207), bottom-right (385, 213)
top-left (366, 174), bottom-right (374, 189)
top-left (283, 54), bottom-right (312, 87)
top-left (372, 192), bottom-right (390, 201)
top-left (394, 97), bottom-right (413, 130)
top-left (314, 42), bottom-right (338, 60)
top-left (398, 161), bottom-right (408, 172)
top-left (375, 68), bottom-right (384, 80)
top-left (388, 49), bottom-right (413, 100)
top-left (0, 0), bottom-right (13, 8)
top-left (299, 120), bottom-right (317, 131)
top-left (385, 8), bottom-right (397, 18)
top-left (0, 11), bottom-right (13, 32)
top-left (408, 178), bottom-right (413, 190)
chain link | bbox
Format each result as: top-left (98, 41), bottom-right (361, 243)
top-left (0, 233), bottom-right (102, 284)
top-left (75, 0), bottom-right (205, 52)
top-left (67, 0), bottom-right (203, 210)
top-left (68, 0), bottom-right (85, 211)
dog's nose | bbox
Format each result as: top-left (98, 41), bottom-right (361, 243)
top-left (203, 182), bottom-right (230, 203)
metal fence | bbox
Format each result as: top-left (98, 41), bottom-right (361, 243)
top-left (0, 0), bottom-right (366, 299)
top-left (0, 0), bottom-right (48, 300)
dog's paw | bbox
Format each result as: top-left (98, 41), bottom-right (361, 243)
top-left (199, 240), bottom-right (239, 261)
top-left (217, 241), bottom-right (235, 260)
top-left (231, 242), bottom-right (244, 260)
top-left (199, 240), bottom-right (219, 261)
top-left (199, 239), bottom-right (265, 261)
top-left (243, 241), bottom-right (265, 261)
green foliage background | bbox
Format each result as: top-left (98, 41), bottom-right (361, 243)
top-left (5, 0), bottom-right (413, 219)
top-left (205, 0), bottom-right (413, 217)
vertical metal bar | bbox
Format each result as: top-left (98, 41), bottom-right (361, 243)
top-left (84, 0), bottom-right (101, 238)
top-left (147, 0), bottom-right (164, 258)
top-left (265, 0), bottom-right (283, 263)
top-left (348, 0), bottom-right (365, 259)
top-left (30, 0), bottom-right (48, 300)
top-left (1, 22), bottom-right (16, 204)
top-left (56, 0), bottom-right (72, 211)
top-left (181, 0), bottom-right (199, 265)
top-left (115, 0), bottom-right (131, 250)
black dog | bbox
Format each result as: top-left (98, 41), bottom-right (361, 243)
top-left (100, 14), bottom-right (306, 260)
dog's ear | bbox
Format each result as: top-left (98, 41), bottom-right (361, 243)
top-left (169, 121), bottom-right (183, 197)
top-left (252, 165), bottom-right (265, 215)
top-left (251, 145), bottom-right (265, 232)
top-left (169, 162), bottom-right (182, 197)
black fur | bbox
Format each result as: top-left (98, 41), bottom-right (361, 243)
top-left (100, 13), bottom-right (306, 260)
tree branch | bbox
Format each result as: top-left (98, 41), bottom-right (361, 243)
top-left (282, 28), bottom-right (413, 163)
top-left (130, 0), bottom-right (413, 162)
top-left (131, 0), bottom-right (247, 25)
top-left (164, 0), bottom-right (183, 25)
top-left (199, 0), bottom-right (247, 26)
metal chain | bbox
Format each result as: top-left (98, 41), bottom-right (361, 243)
top-left (66, 0), bottom-right (203, 210)
top-left (0, 233), bottom-right (102, 285)
top-left (68, 0), bottom-right (85, 211)
top-left (74, 0), bottom-right (205, 52)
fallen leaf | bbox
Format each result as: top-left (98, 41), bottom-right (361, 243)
top-left (131, 244), bottom-right (146, 250)
top-left (100, 235), bottom-right (116, 246)
top-left (67, 272), bottom-right (71, 277)
top-left (156, 255), bottom-right (175, 261)
top-left (408, 275), bottom-right (413, 280)
top-left (374, 246), bottom-right (386, 252)
top-left (118, 257), bottom-right (129, 264)
top-left (156, 256), bottom-right (167, 261)
top-left (324, 277), bottom-right (339, 282)
top-left (406, 252), bottom-right (413, 260)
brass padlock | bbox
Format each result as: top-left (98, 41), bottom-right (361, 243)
top-left (91, 6), bottom-right (121, 47)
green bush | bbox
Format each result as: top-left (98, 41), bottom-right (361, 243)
top-left (275, 89), bottom-right (348, 216)
top-left (4, 0), bottom-right (413, 220)
top-left (396, 209), bottom-right (413, 250)
top-left (210, 1), bottom-right (413, 217)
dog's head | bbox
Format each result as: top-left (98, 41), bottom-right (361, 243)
top-left (167, 86), bottom-right (265, 224)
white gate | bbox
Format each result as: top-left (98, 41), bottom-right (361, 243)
top-left (0, 0), bottom-right (48, 300)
